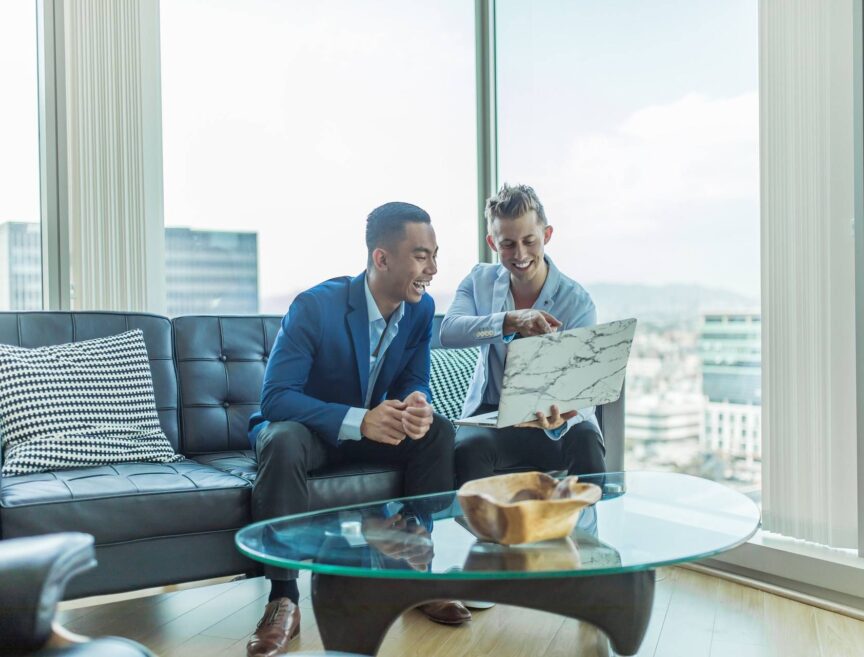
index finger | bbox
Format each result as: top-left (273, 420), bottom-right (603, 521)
top-left (540, 311), bottom-right (563, 327)
top-left (403, 405), bottom-right (432, 418)
top-left (535, 316), bottom-right (553, 334)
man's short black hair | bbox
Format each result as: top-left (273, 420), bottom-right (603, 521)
top-left (365, 202), bottom-right (431, 264)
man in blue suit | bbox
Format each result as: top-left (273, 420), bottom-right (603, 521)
top-left (440, 184), bottom-right (607, 486)
top-left (245, 203), bottom-right (463, 657)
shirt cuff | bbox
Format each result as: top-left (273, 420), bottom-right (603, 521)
top-left (544, 424), bottom-right (568, 441)
top-left (338, 407), bottom-right (367, 442)
top-left (544, 413), bottom-right (582, 441)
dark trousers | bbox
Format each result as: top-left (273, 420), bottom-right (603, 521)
top-left (454, 405), bottom-right (607, 486)
top-left (252, 413), bottom-right (455, 580)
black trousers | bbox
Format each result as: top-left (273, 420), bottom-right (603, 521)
top-left (252, 413), bottom-right (455, 580)
top-left (454, 404), bottom-right (607, 486)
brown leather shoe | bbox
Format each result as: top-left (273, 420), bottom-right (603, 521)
top-left (417, 600), bottom-right (472, 625)
top-left (246, 597), bottom-right (300, 657)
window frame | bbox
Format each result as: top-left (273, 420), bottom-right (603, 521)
top-left (31, 0), bottom-right (864, 605)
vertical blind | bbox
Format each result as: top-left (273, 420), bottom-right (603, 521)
top-left (63, 0), bottom-right (165, 312)
top-left (760, 0), bottom-right (858, 549)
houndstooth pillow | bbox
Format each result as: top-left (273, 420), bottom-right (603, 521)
top-left (0, 329), bottom-right (183, 477)
top-left (429, 347), bottom-right (478, 422)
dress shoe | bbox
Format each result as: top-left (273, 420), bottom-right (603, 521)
top-left (417, 600), bottom-right (472, 625)
top-left (246, 597), bottom-right (300, 657)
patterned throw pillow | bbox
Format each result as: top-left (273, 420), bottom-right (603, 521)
top-left (0, 329), bottom-right (183, 477)
top-left (430, 347), bottom-right (479, 422)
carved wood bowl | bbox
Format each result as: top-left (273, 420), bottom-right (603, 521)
top-left (457, 472), bottom-right (602, 545)
top-left (464, 536), bottom-right (582, 572)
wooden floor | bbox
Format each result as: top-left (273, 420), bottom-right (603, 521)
top-left (57, 567), bottom-right (864, 656)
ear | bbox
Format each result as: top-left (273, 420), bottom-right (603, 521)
top-left (485, 234), bottom-right (498, 253)
top-left (372, 247), bottom-right (388, 271)
top-left (543, 225), bottom-right (553, 245)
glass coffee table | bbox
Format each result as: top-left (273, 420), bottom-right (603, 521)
top-left (236, 472), bottom-right (760, 656)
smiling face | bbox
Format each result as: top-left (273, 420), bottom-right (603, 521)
top-left (373, 221), bottom-right (439, 306)
top-left (486, 210), bottom-right (552, 285)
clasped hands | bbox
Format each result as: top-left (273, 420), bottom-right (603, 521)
top-left (360, 390), bottom-right (432, 445)
top-left (361, 513), bottom-right (434, 571)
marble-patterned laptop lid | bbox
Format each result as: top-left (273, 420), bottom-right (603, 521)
top-left (497, 318), bottom-right (637, 428)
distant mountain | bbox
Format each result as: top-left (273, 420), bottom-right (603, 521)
top-left (585, 282), bottom-right (759, 327)
top-left (262, 282), bottom-right (759, 326)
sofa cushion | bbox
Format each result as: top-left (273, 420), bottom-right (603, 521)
top-left (192, 451), bottom-right (403, 510)
top-left (0, 312), bottom-right (180, 451)
top-left (0, 460), bottom-right (251, 544)
top-left (0, 330), bottom-right (182, 477)
top-left (429, 347), bottom-right (478, 421)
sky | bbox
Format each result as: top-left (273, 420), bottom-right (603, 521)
top-left (0, 0), bottom-right (759, 311)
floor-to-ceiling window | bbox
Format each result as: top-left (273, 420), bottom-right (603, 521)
top-left (0, 0), bottom-right (42, 311)
top-left (159, 0), bottom-right (478, 317)
top-left (496, 0), bottom-right (761, 499)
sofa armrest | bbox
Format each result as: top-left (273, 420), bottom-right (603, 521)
top-left (0, 533), bottom-right (96, 656)
top-left (598, 385), bottom-right (626, 472)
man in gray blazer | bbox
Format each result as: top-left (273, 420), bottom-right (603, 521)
top-left (440, 183), bottom-right (607, 485)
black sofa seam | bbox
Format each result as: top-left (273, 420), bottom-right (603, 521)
top-left (0, 482), bottom-right (252, 509)
top-left (177, 357), bottom-right (266, 362)
top-left (90, 526), bottom-right (245, 549)
top-left (218, 317), bottom-right (231, 451)
top-left (307, 468), bottom-right (402, 480)
top-left (182, 403), bottom-right (258, 408)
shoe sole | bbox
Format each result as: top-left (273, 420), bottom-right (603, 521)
top-left (418, 611), bottom-right (471, 626)
top-left (424, 616), bottom-right (469, 626)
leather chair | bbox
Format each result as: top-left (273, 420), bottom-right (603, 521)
top-left (0, 532), bottom-right (154, 657)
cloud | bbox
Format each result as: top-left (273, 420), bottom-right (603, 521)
top-left (548, 92), bottom-right (759, 235)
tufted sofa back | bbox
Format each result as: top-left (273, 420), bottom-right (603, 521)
top-left (172, 314), bottom-right (451, 456)
top-left (0, 312), bottom-right (181, 450)
top-left (172, 315), bottom-right (280, 455)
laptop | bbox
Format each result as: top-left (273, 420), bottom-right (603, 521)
top-left (454, 318), bottom-right (637, 429)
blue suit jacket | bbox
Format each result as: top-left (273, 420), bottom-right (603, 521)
top-left (248, 272), bottom-right (435, 447)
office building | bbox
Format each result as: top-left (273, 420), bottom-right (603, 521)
top-left (0, 221), bottom-right (41, 311)
top-left (0, 223), bottom-right (259, 315)
top-left (165, 227), bottom-right (258, 316)
top-left (699, 312), bottom-right (762, 465)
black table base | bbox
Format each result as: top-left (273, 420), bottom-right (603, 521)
top-left (311, 569), bottom-right (655, 656)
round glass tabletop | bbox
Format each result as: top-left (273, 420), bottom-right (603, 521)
top-left (235, 471), bottom-right (760, 580)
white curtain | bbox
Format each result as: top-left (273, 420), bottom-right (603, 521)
top-left (63, 0), bottom-right (165, 312)
top-left (760, 0), bottom-right (858, 548)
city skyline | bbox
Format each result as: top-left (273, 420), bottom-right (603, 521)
top-left (2, 1), bottom-right (760, 305)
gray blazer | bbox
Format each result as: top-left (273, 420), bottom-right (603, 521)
top-left (439, 256), bottom-right (600, 435)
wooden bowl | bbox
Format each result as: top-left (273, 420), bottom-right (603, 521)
top-left (457, 472), bottom-right (602, 545)
top-left (464, 536), bottom-right (582, 572)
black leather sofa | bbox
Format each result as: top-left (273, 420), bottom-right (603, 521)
top-left (0, 311), bottom-right (624, 600)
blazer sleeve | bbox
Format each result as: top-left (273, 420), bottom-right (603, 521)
top-left (260, 292), bottom-right (351, 445)
top-left (389, 304), bottom-right (434, 403)
top-left (439, 266), bottom-right (509, 348)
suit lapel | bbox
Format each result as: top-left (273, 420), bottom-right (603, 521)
top-left (347, 273), bottom-right (370, 404)
top-left (491, 265), bottom-right (511, 312)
